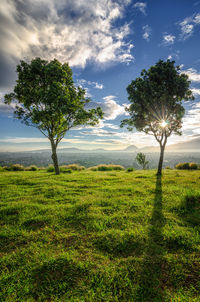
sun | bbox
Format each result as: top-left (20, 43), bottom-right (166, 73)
top-left (160, 120), bottom-right (168, 128)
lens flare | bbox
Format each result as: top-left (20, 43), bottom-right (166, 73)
top-left (160, 120), bottom-right (168, 128)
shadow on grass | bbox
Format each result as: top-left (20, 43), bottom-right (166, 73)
top-left (136, 175), bottom-right (167, 301)
top-left (31, 256), bottom-right (88, 300)
top-left (174, 191), bottom-right (200, 227)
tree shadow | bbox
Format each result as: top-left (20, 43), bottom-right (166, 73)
top-left (136, 175), bottom-right (167, 301)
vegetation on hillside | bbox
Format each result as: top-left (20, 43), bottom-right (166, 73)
top-left (1, 162), bottom-right (200, 172)
top-left (0, 170), bottom-right (200, 301)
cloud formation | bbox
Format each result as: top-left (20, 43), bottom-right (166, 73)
top-left (163, 34), bottom-right (176, 45)
top-left (182, 102), bottom-right (200, 136)
top-left (167, 50), bottom-right (180, 61)
top-left (179, 13), bottom-right (200, 40)
top-left (191, 88), bottom-right (200, 95)
top-left (142, 25), bottom-right (151, 41)
top-left (133, 2), bottom-right (147, 15)
top-left (0, 0), bottom-right (134, 80)
top-left (102, 96), bottom-right (127, 120)
top-left (182, 68), bottom-right (200, 82)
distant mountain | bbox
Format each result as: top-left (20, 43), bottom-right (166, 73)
top-left (29, 147), bottom-right (84, 153)
top-left (124, 145), bottom-right (138, 151)
top-left (58, 147), bottom-right (84, 152)
top-left (93, 148), bottom-right (106, 151)
top-left (22, 138), bottom-right (200, 154)
top-left (166, 137), bottom-right (200, 151)
top-left (59, 147), bottom-right (107, 152)
top-left (140, 137), bottom-right (200, 152)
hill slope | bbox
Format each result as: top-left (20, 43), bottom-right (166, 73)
top-left (0, 170), bottom-right (200, 301)
top-left (166, 137), bottom-right (200, 151)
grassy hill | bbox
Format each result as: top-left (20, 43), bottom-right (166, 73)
top-left (0, 169), bottom-right (200, 301)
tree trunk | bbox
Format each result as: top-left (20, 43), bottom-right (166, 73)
top-left (50, 140), bottom-right (60, 175)
top-left (157, 144), bottom-right (165, 176)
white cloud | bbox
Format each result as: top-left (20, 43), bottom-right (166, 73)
top-left (88, 81), bottom-right (104, 89)
top-left (182, 68), bottom-right (200, 82)
top-left (191, 88), bottom-right (200, 95)
top-left (180, 24), bottom-right (194, 39)
top-left (167, 50), bottom-right (180, 60)
top-left (0, 102), bottom-right (15, 113)
top-left (81, 128), bottom-right (118, 137)
top-left (142, 25), bottom-right (151, 41)
top-left (133, 2), bottom-right (147, 15)
top-left (82, 96), bottom-right (127, 122)
top-left (179, 13), bottom-right (200, 40)
top-left (95, 83), bottom-right (104, 89)
top-left (182, 102), bottom-right (200, 136)
top-left (102, 96), bottom-right (127, 120)
top-left (75, 79), bottom-right (104, 97)
top-left (103, 122), bottom-right (120, 129)
top-left (163, 34), bottom-right (176, 45)
top-left (0, 0), bottom-right (134, 68)
top-left (194, 13), bottom-right (200, 23)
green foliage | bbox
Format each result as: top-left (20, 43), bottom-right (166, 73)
top-left (0, 169), bottom-right (200, 301)
top-left (121, 60), bottom-right (194, 175)
top-left (4, 58), bottom-right (103, 132)
top-left (127, 167), bottom-right (134, 172)
top-left (121, 60), bottom-right (193, 136)
top-left (175, 162), bottom-right (198, 170)
top-left (25, 165), bottom-right (38, 171)
top-left (4, 58), bottom-right (103, 174)
top-left (189, 162), bottom-right (198, 170)
top-left (0, 166), bottom-right (4, 172)
top-left (46, 165), bottom-right (55, 172)
top-left (135, 152), bottom-right (149, 169)
top-left (59, 167), bottom-right (72, 174)
top-left (60, 164), bottom-right (85, 171)
top-left (11, 164), bottom-right (25, 171)
top-left (89, 164), bottom-right (125, 171)
top-left (3, 166), bottom-right (12, 171)
top-left (175, 162), bottom-right (190, 169)
top-left (48, 164), bottom-right (85, 173)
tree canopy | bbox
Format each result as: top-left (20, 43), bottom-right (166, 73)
top-left (121, 60), bottom-right (194, 175)
top-left (5, 57), bottom-right (103, 174)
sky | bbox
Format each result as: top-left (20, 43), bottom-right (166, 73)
top-left (0, 0), bottom-right (200, 151)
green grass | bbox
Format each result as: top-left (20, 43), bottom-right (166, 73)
top-left (0, 169), bottom-right (200, 301)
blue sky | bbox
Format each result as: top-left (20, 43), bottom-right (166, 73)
top-left (0, 0), bottom-right (200, 151)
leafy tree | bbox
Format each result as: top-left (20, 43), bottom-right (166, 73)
top-left (121, 60), bottom-right (194, 175)
top-left (4, 58), bottom-right (103, 174)
top-left (136, 152), bottom-right (149, 169)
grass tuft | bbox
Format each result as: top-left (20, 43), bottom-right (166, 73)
top-left (89, 164), bottom-right (125, 171)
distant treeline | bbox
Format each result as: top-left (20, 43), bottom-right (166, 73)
top-left (1, 151), bottom-right (200, 169)
top-left (1, 162), bottom-right (200, 172)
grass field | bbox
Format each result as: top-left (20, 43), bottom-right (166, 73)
top-left (0, 169), bottom-right (200, 301)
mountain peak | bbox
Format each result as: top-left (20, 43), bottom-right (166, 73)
top-left (124, 145), bottom-right (138, 151)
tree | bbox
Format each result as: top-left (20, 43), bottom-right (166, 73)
top-left (4, 58), bottom-right (103, 174)
top-left (136, 152), bottom-right (149, 170)
top-left (121, 60), bottom-right (194, 175)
